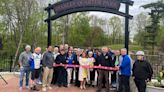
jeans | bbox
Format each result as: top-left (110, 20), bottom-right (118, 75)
top-left (19, 67), bottom-right (30, 87)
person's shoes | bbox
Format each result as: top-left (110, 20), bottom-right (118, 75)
top-left (58, 84), bottom-right (62, 87)
top-left (96, 90), bottom-right (101, 92)
top-left (26, 86), bottom-right (30, 89)
top-left (63, 85), bottom-right (68, 88)
top-left (83, 86), bottom-right (86, 89)
top-left (37, 81), bottom-right (42, 85)
top-left (48, 86), bottom-right (52, 90)
top-left (106, 89), bottom-right (110, 92)
top-left (80, 86), bottom-right (83, 89)
top-left (19, 87), bottom-right (22, 91)
top-left (67, 84), bottom-right (71, 87)
top-left (42, 87), bottom-right (46, 92)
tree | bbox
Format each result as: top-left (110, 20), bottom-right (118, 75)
top-left (133, 13), bottom-right (149, 46)
top-left (0, 0), bottom-right (47, 67)
top-left (108, 16), bottom-right (123, 44)
top-left (68, 13), bottom-right (91, 47)
top-left (142, 0), bottom-right (164, 53)
top-left (89, 26), bottom-right (108, 47)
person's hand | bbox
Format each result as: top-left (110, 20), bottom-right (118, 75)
top-left (98, 64), bottom-right (101, 67)
top-left (20, 66), bottom-right (23, 69)
top-left (145, 79), bottom-right (150, 82)
top-left (60, 63), bottom-right (64, 66)
top-left (66, 60), bottom-right (69, 63)
top-left (116, 66), bottom-right (120, 70)
top-left (132, 76), bottom-right (135, 80)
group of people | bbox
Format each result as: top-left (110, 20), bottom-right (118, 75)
top-left (18, 44), bottom-right (153, 92)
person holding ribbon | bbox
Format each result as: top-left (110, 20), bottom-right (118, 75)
top-left (55, 49), bottom-right (68, 87)
top-left (78, 51), bottom-right (89, 89)
top-left (66, 50), bottom-right (75, 87)
top-left (96, 47), bottom-right (114, 92)
top-left (118, 48), bottom-right (131, 92)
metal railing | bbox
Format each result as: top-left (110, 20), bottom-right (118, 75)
top-left (0, 53), bottom-right (13, 72)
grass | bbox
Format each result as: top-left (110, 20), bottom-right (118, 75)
top-left (104, 44), bottom-right (144, 51)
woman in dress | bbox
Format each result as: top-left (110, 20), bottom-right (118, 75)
top-left (78, 51), bottom-right (89, 89)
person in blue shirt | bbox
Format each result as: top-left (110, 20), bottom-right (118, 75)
top-left (118, 48), bottom-right (131, 92)
top-left (66, 50), bottom-right (75, 87)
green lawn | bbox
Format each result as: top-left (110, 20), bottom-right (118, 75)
top-left (104, 44), bottom-right (144, 51)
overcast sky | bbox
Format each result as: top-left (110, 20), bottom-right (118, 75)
top-left (47, 0), bottom-right (159, 18)
top-left (90, 0), bottom-right (159, 18)
top-left (46, 0), bottom-right (159, 40)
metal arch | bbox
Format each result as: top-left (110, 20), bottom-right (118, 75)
top-left (45, 7), bottom-right (133, 22)
top-left (44, 0), bottom-right (134, 10)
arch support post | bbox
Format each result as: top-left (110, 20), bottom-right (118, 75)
top-left (125, 2), bottom-right (130, 54)
top-left (46, 4), bottom-right (52, 46)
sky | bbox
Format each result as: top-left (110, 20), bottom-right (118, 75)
top-left (46, 0), bottom-right (159, 40)
top-left (88, 0), bottom-right (159, 40)
top-left (90, 0), bottom-right (159, 18)
top-left (46, 0), bottom-right (159, 18)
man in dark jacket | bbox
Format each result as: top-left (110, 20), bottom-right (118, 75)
top-left (55, 49), bottom-right (68, 87)
top-left (132, 51), bottom-right (153, 92)
top-left (97, 47), bottom-right (114, 92)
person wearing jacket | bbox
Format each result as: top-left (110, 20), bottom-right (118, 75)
top-left (51, 47), bottom-right (60, 84)
top-left (42, 46), bottom-right (54, 92)
top-left (55, 49), bottom-right (68, 87)
top-left (118, 48), bottom-right (131, 92)
top-left (132, 51), bottom-right (153, 92)
top-left (96, 47), bottom-right (114, 92)
top-left (30, 47), bottom-right (42, 91)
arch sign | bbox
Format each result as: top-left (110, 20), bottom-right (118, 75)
top-left (45, 0), bottom-right (134, 52)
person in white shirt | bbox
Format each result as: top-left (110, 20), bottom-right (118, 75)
top-left (30, 47), bottom-right (42, 91)
top-left (52, 47), bottom-right (60, 84)
top-left (88, 51), bottom-right (96, 87)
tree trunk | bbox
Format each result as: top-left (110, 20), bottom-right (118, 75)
top-left (12, 31), bottom-right (24, 69)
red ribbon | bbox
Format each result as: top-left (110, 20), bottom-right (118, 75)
top-left (53, 64), bottom-right (119, 71)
